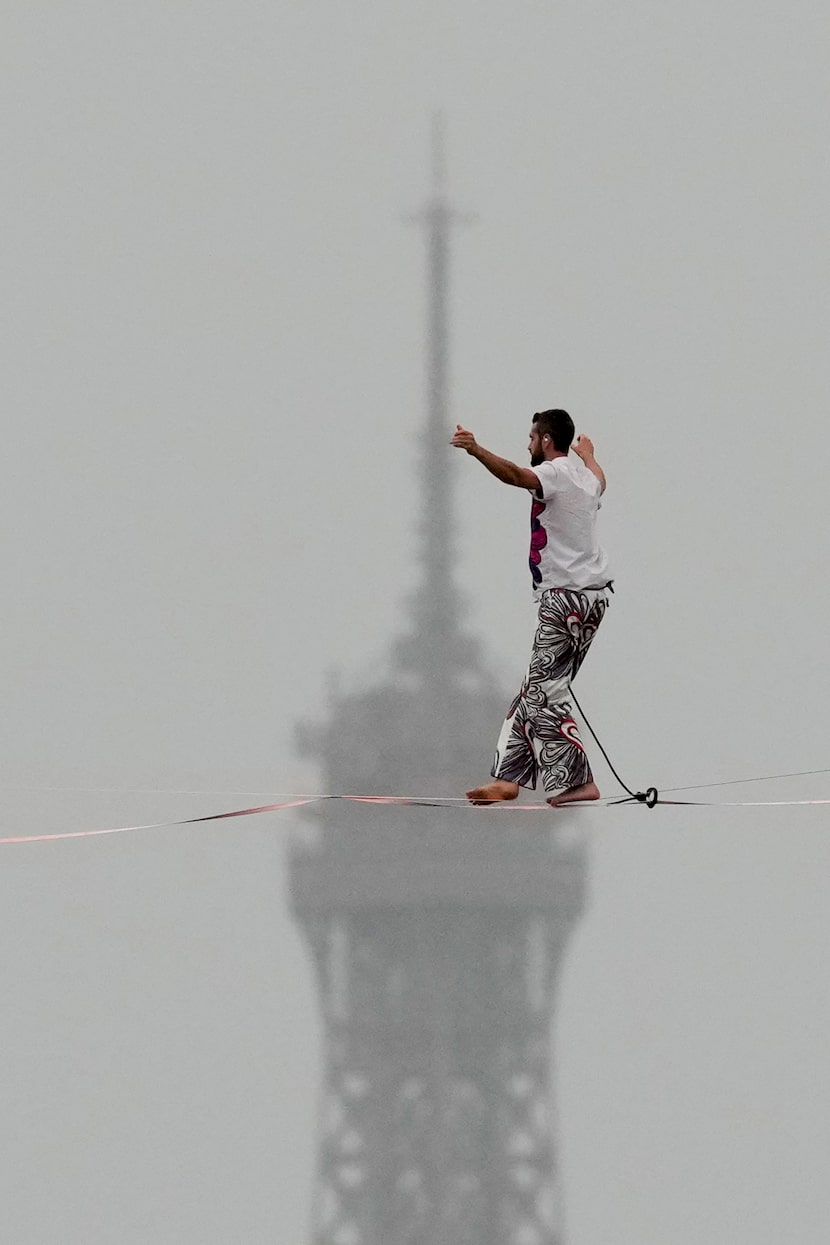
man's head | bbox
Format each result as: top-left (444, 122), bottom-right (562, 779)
top-left (528, 409), bottom-right (574, 466)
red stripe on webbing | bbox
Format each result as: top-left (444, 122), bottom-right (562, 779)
top-left (0, 799), bottom-right (315, 846)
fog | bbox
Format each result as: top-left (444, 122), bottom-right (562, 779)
top-left (2, 2), bottom-right (829, 1241)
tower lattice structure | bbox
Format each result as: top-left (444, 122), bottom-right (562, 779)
top-left (290, 122), bottom-right (587, 1245)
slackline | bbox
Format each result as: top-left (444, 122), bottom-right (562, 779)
top-left (1, 787), bottom-right (829, 846)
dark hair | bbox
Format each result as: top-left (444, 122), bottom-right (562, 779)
top-left (532, 409), bottom-right (574, 452)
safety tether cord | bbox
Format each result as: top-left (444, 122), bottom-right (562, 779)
top-left (570, 688), bottom-right (659, 809)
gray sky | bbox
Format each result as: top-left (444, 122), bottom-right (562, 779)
top-left (2, 1), bottom-right (830, 1241)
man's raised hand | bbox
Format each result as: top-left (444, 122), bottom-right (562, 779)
top-left (451, 424), bottom-right (479, 455)
top-left (573, 434), bottom-right (595, 461)
top-left (573, 434), bottom-right (606, 493)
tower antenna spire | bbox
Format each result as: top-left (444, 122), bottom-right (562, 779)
top-left (399, 118), bottom-right (476, 690)
top-left (432, 109), bottom-right (447, 195)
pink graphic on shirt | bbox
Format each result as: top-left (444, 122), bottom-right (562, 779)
top-left (529, 498), bottom-right (547, 586)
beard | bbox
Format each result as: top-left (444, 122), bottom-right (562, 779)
top-left (530, 452), bottom-right (543, 467)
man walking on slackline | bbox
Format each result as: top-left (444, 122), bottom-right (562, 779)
top-left (451, 409), bottom-right (612, 806)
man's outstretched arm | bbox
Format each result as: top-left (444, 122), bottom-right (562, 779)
top-left (450, 425), bottom-right (540, 490)
top-left (573, 434), bottom-right (606, 494)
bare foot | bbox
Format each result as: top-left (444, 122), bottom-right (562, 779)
top-left (466, 780), bottom-right (520, 806)
top-left (547, 781), bottom-right (601, 807)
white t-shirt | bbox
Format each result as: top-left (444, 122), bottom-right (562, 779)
top-left (528, 456), bottom-right (611, 594)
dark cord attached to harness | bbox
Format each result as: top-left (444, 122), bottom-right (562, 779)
top-left (570, 688), bottom-right (659, 809)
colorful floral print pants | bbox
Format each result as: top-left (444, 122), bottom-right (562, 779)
top-left (491, 587), bottom-right (610, 795)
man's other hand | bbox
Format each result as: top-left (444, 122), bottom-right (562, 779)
top-left (451, 424), bottom-right (479, 454)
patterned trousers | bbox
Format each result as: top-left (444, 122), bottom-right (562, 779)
top-left (491, 587), bottom-right (610, 795)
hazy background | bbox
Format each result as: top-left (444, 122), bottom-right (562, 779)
top-left (2, 1), bottom-right (829, 1241)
